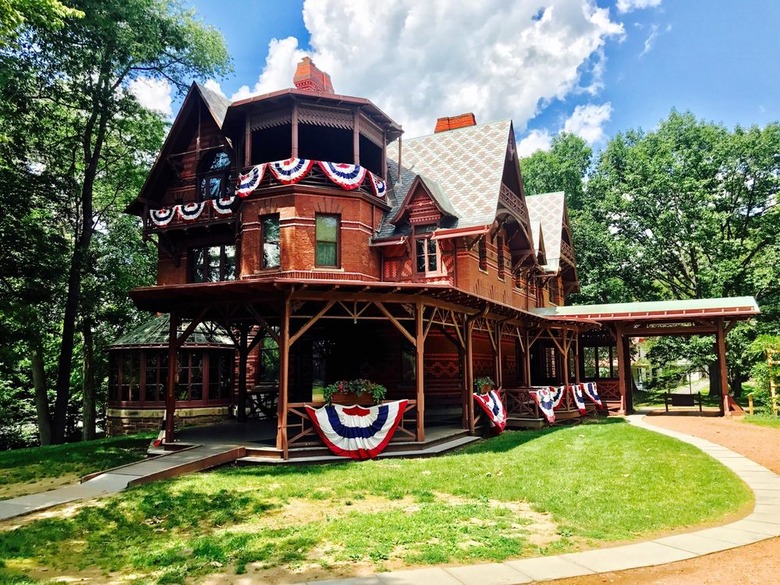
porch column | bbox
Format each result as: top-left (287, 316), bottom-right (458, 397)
top-left (415, 302), bottom-right (425, 442)
top-left (716, 318), bottom-right (730, 417)
top-left (494, 323), bottom-right (503, 388)
top-left (574, 332), bottom-right (582, 384)
top-left (353, 109), bottom-right (360, 164)
top-left (164, 311), bottom-right (179, 444)
top-left (614, 324), bottom-right (629, 414)
top-left (523, 330), bottom-right (532, 386)
top-left (276, 296), bottom-right (291, 455)
top-left (236, 326), bottom-right (249, 423)
top-left (466, 319), bottom-right (475, 434)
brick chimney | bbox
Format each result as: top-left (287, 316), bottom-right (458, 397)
top-left (434, 113), bottom-right (477, 133)
top-left (293, 56), bottom-right (334, 94)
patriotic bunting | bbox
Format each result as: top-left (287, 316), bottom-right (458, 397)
top-left (150, 207), bottom-right (175, 227)
top-left (269, 158), bottom-right (314, 184)
top-left (212, 194), bottom-right (236, 215)
top-left (473, 390), bottom-right (507, 433)
top-left (177, 201), bottom-right (205, 221)
top-left (580, 382), bottom-right (603, 408)
top-left (305, 400), bottom-right (408, 460)
top-left (569, 384), bottom-right (587, 415)
top-left (237, 163), bottom-right (266, 197)
top-left (318, 161), bottom-right (367, 190)
top-left (368, 171), bottom-right (387, 198)
top-left (530, 386), bottom-right (565, 424)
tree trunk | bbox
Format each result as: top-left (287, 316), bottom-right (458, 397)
top-left (30, 340), bottom-right (53, 445)
top-left (82, 320), bottom-right (96, 441)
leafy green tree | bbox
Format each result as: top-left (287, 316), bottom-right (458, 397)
top-left (0, 0), bottom-right (230, 443)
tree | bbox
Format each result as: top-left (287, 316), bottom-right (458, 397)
top-left (0, 0), bottom-right (82, 44)
top-left (585, 111), bottom-right (780, 393)
top-left (0, 0), bottom-right (230, 443)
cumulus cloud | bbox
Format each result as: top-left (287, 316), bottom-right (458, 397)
top-left (616, 0), bottom-right (663, 13)
top-left (203, 79), bottom-right (226, 97)
top-left (128, 78), bottom-right (172, 116)
top-left (235, 0), bottom-right (624, 137)
top-left (562, 102), bottom-right (613, 144)
top-left (516, 129), bottom-right (553, 158)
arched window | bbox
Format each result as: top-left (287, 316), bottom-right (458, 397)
top-left (198, 150), bottom-right (232, 201)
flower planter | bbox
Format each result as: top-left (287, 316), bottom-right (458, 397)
top-left (330, 392), bottom-right (376, 406)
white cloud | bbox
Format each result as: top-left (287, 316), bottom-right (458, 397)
top-left (616, 0), bottom-right (663, 13)
top-left (128, 78), bottom-right (172, 116)
top-left (640, 23), bottom-right (670, 57)
top-left (236, 0), bottom-right (624, 137)
top-left (204, 79), bottom-right (226, 98)
top-left (516, 129), bottom-right (553, 158)
top-left (562, 102), bottom-right (613, 144)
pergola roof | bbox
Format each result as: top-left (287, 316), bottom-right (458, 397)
top-left (532, 296), bottom-right (760, 323)
top-left (110, 314), bottom-right (234, 349)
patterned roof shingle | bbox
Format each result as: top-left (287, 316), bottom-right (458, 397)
top-left (385, 120), bottom-right (512, 230)
top-left (526, 191), bottom-right (565, 272)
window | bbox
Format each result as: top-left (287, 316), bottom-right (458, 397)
top-left (144, 351), bottom-right (168, 403)
top-left (190, 243), bottom-right (236, 282)
top-left (478, 237), bottom-right (487, 271)
top-left (208, 352), bottom-right (233, 400)
top-left (543, 347), bottom-right (558, 379)
top-left (496, 235), bottom-right (505, 279)
top-left (261, 214), bottom-right (280, 269)
top-left (315, 214), bottom-right (340, 267)
top-left (198, 150), bottom-right (232, 201)
top-left (177, 351), bottom-right (203, 401)
top-left (259, 333), bottom-right (280, 384)
top-left (414, 225), bottom-right (439, 273)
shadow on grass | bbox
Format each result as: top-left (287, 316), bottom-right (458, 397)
top-left (459, 417), bottom-right (627, 455)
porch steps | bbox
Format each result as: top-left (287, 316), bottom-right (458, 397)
top-left (235, 433), bottom-right (480, 466)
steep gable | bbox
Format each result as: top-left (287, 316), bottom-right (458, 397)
top-left (526, 191), bottom-right (579, 292)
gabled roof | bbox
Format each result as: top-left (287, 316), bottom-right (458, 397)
top-left (389, 174), bottom-right (459, 225)
top-left (385, 120), bottom-right (513, 229)
top-left (529, 220), bottom-right (547, 266)
top-left (526, 191), bottom-right (565, 272)
top-left (195, 82), bottom-right (230, 127)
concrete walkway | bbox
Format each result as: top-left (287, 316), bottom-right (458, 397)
top-left (0, 444), bottom-right (241, 521)
top-left (294, 415), bottom-right (780, 585)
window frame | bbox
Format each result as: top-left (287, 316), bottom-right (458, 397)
top-left (197, 150), bottom-right (232, 202)
top-left (189, 242), bottom-right (237, 283)
top-left (413, 225), bottom-right (441, 275)
top-left (315, 213), bottom-right (341, 268)
top-left (261, 213), bottom-right (281, 270)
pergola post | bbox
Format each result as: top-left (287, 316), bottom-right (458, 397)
top-left (494, 323), bottom-right (503, 388)
top-left (622, 334), bottom-right (633, 413)
top-left (716, 318), bottom-right (730, 417)
top-left (236, 326), bottom-right (249, 423)
top-left (614, 324), bottom-right (629, 414)
top-left (523, 330), bottom-right (532, 386)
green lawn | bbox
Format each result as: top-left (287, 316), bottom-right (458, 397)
top-left (742, 414), bottom-right (780, 428)
top-left (0, 434), bottom-right (153, 500)
top-left (0, 420), bottom-right (753, 584)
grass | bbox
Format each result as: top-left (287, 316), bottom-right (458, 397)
top-left (0, 433), bottom-right (153, 500)
top-left (0, 420), bottom-right (753, 584)
top-left (742, 414), bottom-right (780, 428)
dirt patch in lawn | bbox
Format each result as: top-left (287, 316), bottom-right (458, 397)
top-left (0, 473), bottom-right (82, 501)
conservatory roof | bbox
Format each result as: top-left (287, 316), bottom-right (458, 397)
top-left (110, 314), bottom-right (234, 349)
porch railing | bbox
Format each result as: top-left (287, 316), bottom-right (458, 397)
top-left (282, 399), bottom-right (419, 457)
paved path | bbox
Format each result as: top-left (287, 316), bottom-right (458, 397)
top-left (293, 415), bottom-right (780, 585)
top-left (0, 444), bottom-right (241, 521)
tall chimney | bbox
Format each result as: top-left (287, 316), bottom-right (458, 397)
top-left (293, 57), bottom-right (335, 94)
top-left (434, 113), bottom-right (477, 133)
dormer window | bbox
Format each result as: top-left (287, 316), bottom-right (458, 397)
top-left (198, 150), bottom-right (231, 201)
top-left (414, 225), bottom-right (439, 274)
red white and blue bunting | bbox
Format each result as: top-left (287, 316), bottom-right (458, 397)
top-left (473, 390), bottom-right (507, 433)
top-left (237, 163), bottom-right (267, 197)
top-left (177, 201), bottom-right (206, 221)
top-left (212, 194), bottom-right (236, 215)
top-left (305, 400), bottom-right (408, 460)
top-left (580, 382), bottom-right (603, 408)
top-left (569, 384), bottom-right (587, 415)
top-left (269, 158), bottom-right (314, 185)
top-left (150, 207), bottom-right (175, 227)
top-left (318, 161), bottom-right (368, 190)
top-left (368, 171), bottom-right (387, 198)
top-left (530, 386), bottom-right (565, 423)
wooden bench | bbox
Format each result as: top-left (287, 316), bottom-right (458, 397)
top-left (664, 392), bottom-right (702, 412)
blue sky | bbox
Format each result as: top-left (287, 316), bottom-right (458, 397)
top-left (145, 0), bottom-right (780, 156)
